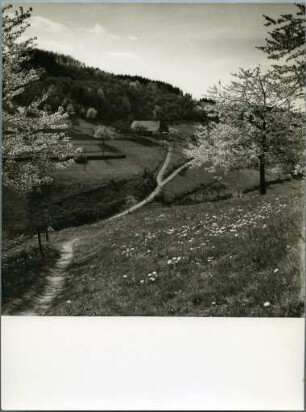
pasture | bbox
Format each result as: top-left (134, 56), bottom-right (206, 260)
top-left (53, 139), bottom-right (164, 188)
top-left (53, 119), bottom-right (166, 188)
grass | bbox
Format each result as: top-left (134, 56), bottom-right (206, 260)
top-left (71, 139), bottom-right (120, 154)
top-left (53, 138), bottom-right (164, 187)
top-left (44, 179), bottom-right (304, 317)
top-left (44, 174), bottom-right (156, 230)
top-left (165, 168), bottom-right (291, 204)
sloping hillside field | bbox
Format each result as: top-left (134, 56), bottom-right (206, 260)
top-left (43, 180), bottom-right (303, 317)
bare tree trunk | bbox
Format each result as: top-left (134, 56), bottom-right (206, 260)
top-left (37, 231), bottom-right (44, 256)
top-left (259, 154), bottom-right (267, 195)
top-left (45, 227), bottom-right (49, 242)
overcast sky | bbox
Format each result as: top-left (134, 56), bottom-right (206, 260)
top-left (21, 3), bottom-right (297, 99)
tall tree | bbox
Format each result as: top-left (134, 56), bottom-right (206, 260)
top-left (185, 67), bottom-right (304, 194)
top-left (2, 5), bottom-right (73, 192)
top-left (3, 5), bottom-right (74, 253)
top-left (258, 4), bottom-right (305, 94)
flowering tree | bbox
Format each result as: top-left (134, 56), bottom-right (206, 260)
top-left (258, 4), bottom-right (305, 95)
top-left (86, 107), bottom-right (97, 119)
top-left (3, 5), bottom-right (75, 254)
top-left (185, 67), bottom-right (304, 194)
top-left (94, 125), bottom-right (115, 154)
top-left (3, 5), bottom-right (73, 192)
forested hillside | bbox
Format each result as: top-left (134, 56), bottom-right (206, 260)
top-left (19, 49), bottom-right (205, 128)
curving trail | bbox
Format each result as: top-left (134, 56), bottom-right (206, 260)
top-left (20, 239), bottom-right (78, 316)
top-left (106, 143), bottom-right (191, 222)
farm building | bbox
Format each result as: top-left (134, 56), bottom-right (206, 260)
top-left (130, 120), bottom-right (160, 134)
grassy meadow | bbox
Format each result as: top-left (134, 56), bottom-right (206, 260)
top-left (40, 179), bottom-right (304, 317)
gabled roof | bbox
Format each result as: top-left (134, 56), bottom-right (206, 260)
top-left (131, 120), bottom-right (160, 132)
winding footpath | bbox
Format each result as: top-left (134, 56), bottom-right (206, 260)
top-left (106, 143), bottom-right (192, 222)
top-left (20, 239), bottom-right (78, 316)
top-left (19, 142), bottom-right (191, 315)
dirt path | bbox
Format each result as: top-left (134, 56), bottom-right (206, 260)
top-left (106, 144), bottom-right (190, 222)
top-left (20, 238), bottom-right (78, 316)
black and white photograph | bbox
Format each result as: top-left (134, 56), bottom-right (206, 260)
top-left (2, 2), bottom-right (305, 318)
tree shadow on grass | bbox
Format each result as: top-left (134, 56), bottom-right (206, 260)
top-left (2, 247), bottom-right (60, 315)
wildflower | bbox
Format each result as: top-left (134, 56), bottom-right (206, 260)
top-left (123, 275), bottom-right (128, 278)
top-left (274, 269), bottom-right (279, 273)
top-left (140, 280), bottom-right (145, 284)
top-left (212, 301), bottom-right (216, 305)
top-left (263, 302), bottom-right (271, 307)
top-left (67, 300), bottom-right (71, 304)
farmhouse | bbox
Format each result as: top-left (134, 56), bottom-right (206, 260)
top-left (130, 120), bottom-right (160, 134)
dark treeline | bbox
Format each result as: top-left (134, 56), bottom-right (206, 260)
top-left (19, 49), bottom-right (207, 128)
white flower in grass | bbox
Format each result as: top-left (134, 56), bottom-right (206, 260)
top-left (149, 277), bottom-right (156, 282)
top-left (140, 280), bottom-right (145, 283)
top-left (263, 302), bottom-right (271, 307)
top-left (67, 300), bottom-right (71, 304)
top-left (123, 275), bottom-right (128, 278)
top-left (274, 268), bottom-right (279, 273)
